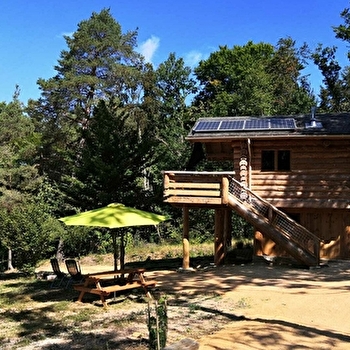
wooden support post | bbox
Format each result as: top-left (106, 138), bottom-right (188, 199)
top-left (223, 208), bottom-right (232, 256)
top-left (214, 209), bottom-right (225, 266)
top-left (183, 206), bottom-right (190, 269)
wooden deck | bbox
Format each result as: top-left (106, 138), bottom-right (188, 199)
top-left (163, 171), bottom-right (234, 206)
top-left (163, 171), bottom-right (320, 266)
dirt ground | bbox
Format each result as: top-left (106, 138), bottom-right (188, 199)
top-left (19, 258), bottom-right (350, 349)
top-left (151, 258), bottom-right (350, 349)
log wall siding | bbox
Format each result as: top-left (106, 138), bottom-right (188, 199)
top-left (230, 138), bottom-right (350, 259)
top-left (283, 209), bottom-right (350, 259)
top-left (255, 213), bottom-right (350, 259)
top-left (245, 139), bottom-right (350, 208)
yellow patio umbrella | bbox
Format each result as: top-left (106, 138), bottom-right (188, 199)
top-left (59, 203), bottom-right (169, 270)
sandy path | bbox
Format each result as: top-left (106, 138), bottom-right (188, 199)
top-left (146, 260), bottom-right (350, 349)
top-left (38, 258), bottom-right (350, 349)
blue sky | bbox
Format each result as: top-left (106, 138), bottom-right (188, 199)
top-left (1, 0), bottom-right (350, 104)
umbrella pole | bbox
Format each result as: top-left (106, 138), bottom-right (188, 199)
top-left (112, 232), bottom-right (118, 271)
top-left (120, 230), bottom-right (125, 271)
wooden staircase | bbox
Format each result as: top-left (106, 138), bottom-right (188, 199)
top-left (227, 175), bottom-right (320, 267)
top-left (163, 171), bottom-right (320, 267)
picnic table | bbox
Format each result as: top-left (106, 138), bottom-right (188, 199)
top-left (73, 268), bottom-right (156, 307)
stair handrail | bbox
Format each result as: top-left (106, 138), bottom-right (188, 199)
top-left (227, 175), bottom-right (320, 264)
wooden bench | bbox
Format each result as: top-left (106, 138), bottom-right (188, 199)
top-left (73, 269), bottom-right (156, 307)
top-left (74, 280), bottom-right (157, 296)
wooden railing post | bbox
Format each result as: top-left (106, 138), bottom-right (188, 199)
top-left (163, 172), bottom-right (170, 192)
top-left (221, 176), bottom-right (229, 205)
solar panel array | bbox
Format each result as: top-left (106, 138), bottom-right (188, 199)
top-left (193, 118), bottom-right (296, 132)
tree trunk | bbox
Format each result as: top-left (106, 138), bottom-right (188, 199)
top-left (7, 248), bottom-right (14, 271)
top-left (56, 238), bottom-right (65, 261)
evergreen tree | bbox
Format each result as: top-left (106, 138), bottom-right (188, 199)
top-left (153, 53), bottom-right (197, 172)
top-left (311, 5), bottom-right (350, 112)
top-left (311, 45), bottom-right (344, 112)
top-left (75, 99), bottom-right (155, 208)
top-left (28, 9), bottom-right (143, 184)
top-left (269, 37), bottom-right (315, 114)
top-left (0, 96), bottom-right (61, 271)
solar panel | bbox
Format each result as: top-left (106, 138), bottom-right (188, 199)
top-left (192, 118), bottom-right (296, 133)
top-left (245, 119), bottom-right (270, 129)
top-left (194, 120), bottom-right (220, 131)
top-left (270, 118), bottom-right (296, 129)
top-left (219, 120), bottom-right (244, 130)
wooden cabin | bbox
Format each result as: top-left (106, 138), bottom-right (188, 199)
top-left (163, 112), bottom-right (350, 267)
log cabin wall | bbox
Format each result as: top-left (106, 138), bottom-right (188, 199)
top-left (185, 114), bottom-right (350, 261)
top-left (230, 138), bottom-right (350, 260)
top-left (254, 209), bottom-right (350, 259)
top-left (248, 138), bottom-right (350, 208)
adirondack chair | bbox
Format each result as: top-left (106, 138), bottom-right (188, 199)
top-left (65, 259), bottom-right (85, 287)
top-left (50, 258), bottom-right (68, 288)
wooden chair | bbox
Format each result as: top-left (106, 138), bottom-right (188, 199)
top-left (65, 259), bottom-right (85, 287)
top-left (50, 258), bottom-right (68, 288)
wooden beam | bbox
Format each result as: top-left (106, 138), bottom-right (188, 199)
top-left (168, 182), bottom-right (221, 189)
top-left (224, 208), bottom-right (232, 254)
top-left (214, 209), bottom-right (225, 266)
top-left (165, 189), bottom-right (220, 197)
top-left (183, 207), bottom-right (190, 269)
top-left (165, 197), bottom-right (223, 205)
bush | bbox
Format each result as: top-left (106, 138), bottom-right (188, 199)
top-left (0, 201), bottom-right (63, 272)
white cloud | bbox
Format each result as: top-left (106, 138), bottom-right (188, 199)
top-left (184, 50), bottom-right (204, 68)
top-left (138, 36), bottom-right (160, 63)
top-left (59, 32), bottom-right (74, 39)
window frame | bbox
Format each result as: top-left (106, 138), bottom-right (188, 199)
top-left (261, 149), bottom-right (291, 172)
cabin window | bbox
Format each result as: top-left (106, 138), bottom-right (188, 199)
top-left (261, 150), bottom-right (290, 171)
top-left (261, 150), bottom-right (275, 171)
top-left (277, 150), bottom-right (290, 171)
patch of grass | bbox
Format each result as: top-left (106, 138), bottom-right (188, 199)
top-left (112, 309), bottom-right (146, 326)
top-left (52, 300), bottom-right (73, 312)
top-left (235, 297), bottom-right (251, 309)
top-left (188, 303), bottom-right (201, 314)
top-left (126, 242), bottom-right (214, 262)
top-left (1, 243), bottom-right (218, 349)
top-left (65, 309), bottom-right (96, 323)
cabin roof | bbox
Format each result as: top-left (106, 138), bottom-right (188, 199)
top-left (186, 113), bottom-right (350, 141)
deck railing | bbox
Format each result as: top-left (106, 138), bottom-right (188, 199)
top-left (163, 171), bottom-right (234, 205)
top-left (163, 170), bottom-right (320, 266)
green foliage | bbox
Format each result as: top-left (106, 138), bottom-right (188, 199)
top-left (194, 42), bottom-right (274, 116)
top-left (269, 37), bottom-right (315, 114)
top-left (194, 40), bottom-right (315, 116)
top-left (148, 53), bottom-right (197, 209)
top-left (310, 8), bottom-right (350, 113)
top-left (0, 200), bottom-right (62, 272)
top-left (0, 98), bottom-right (42, 197)
top-left (0, 98), bottom-right (52, 272)
top-left (75, 99), bottom-right (155, 208)
top-left (3, 6), bottom-right (350, 268)
top-left (29, 8), bottom-right (144, 190)
top-left (58, 226), bottom-right (106, 257)
top-left (311, 45), bottom-right (344, 112)
top-left (148, 298), bottom-right (168, 350)
top-left (333, 7), bottom-right (350, 49)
